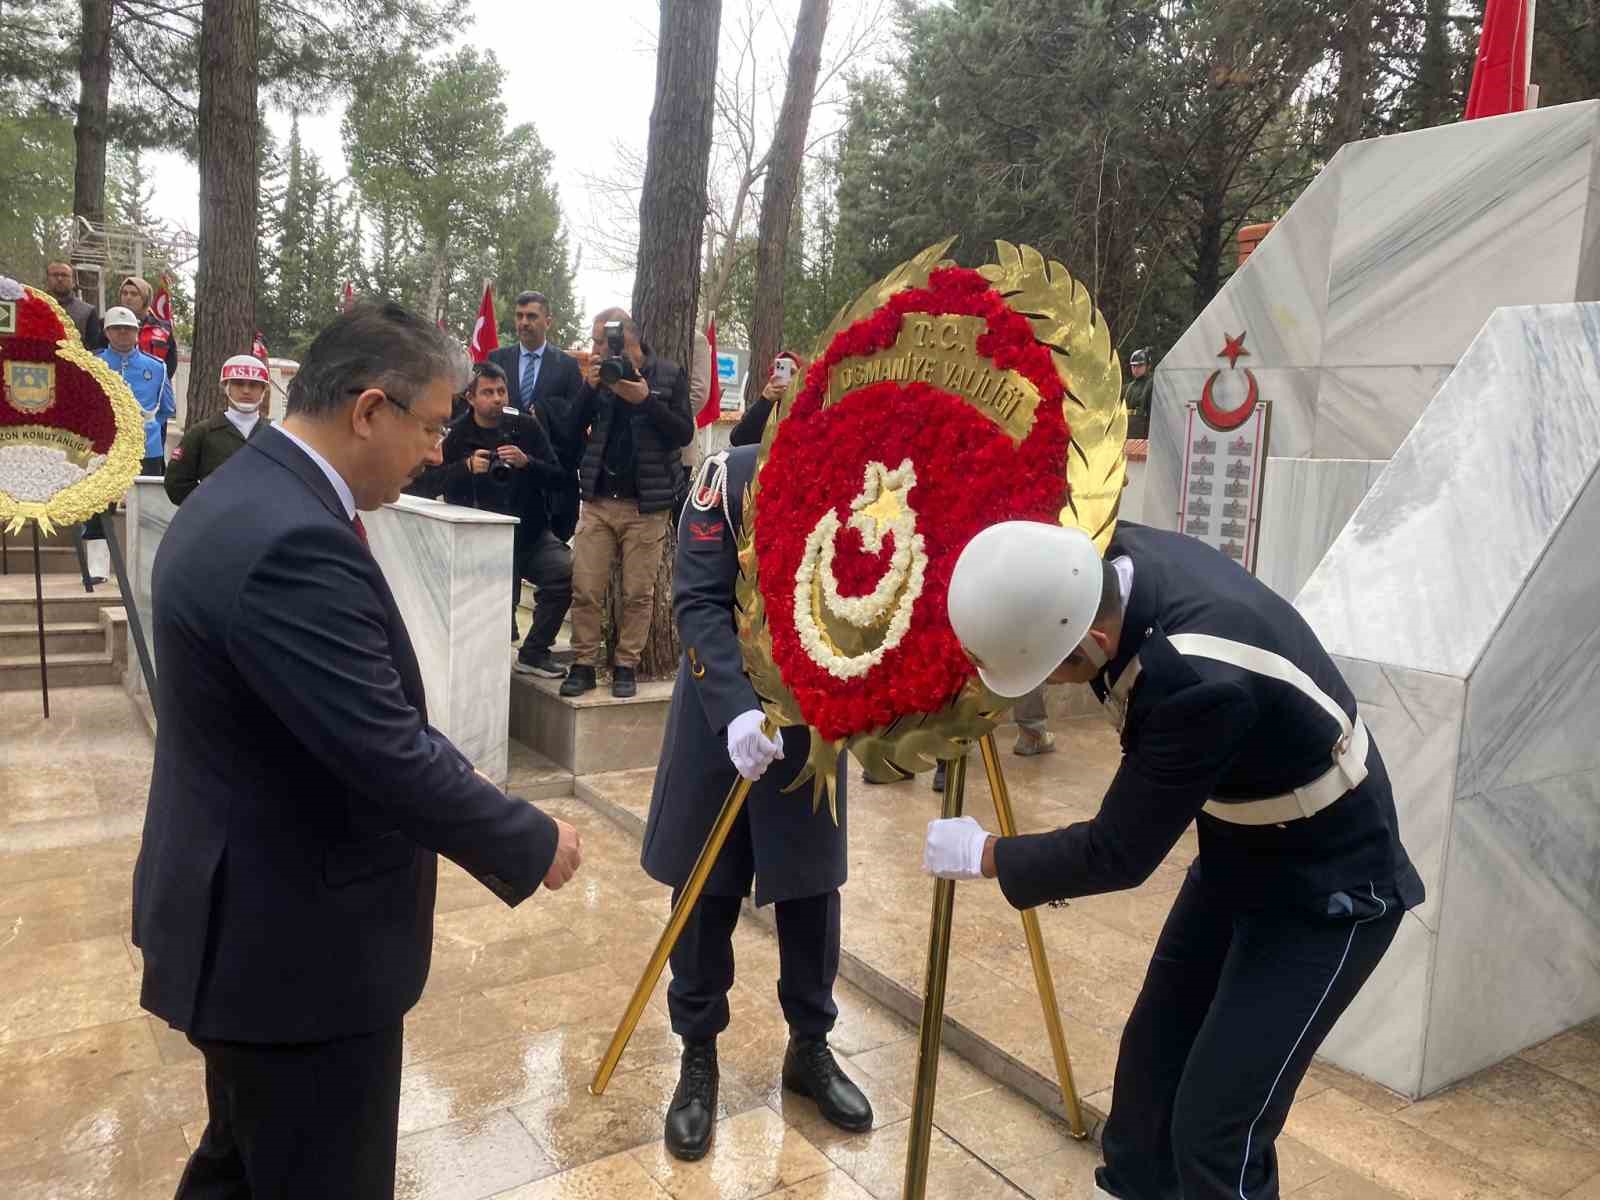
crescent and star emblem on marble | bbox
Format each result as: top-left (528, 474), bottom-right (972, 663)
top-left (1199, 330), bottom-right (1259, 431)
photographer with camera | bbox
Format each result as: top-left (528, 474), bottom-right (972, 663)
top-left (415, 362), bottom-right (573, 678)
top-left (561, 308), bottom-right (694, 699)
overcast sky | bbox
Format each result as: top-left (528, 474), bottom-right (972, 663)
top-left (143, 0), bottom-right (891, 320)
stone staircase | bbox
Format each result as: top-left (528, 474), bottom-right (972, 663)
top-left (0, 527), bottom-right (129, 693)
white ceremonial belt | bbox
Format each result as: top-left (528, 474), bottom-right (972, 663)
top-left (1163, 632), bottom-right (1370, 828)
top-left (1202, 716), bottom-right (1369, 826)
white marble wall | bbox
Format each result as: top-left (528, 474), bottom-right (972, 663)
top-left (1253, 458), bottom-right (1385, 602)
top-left (126, 481), bottom-right (517, 785)
top-left (1297, 303), bottom-right (1600, 1098)
top-left (1148, 100), bottom-right (1600, 540)
top-left (124, 478), bottom-right (177, 698)
top-left (365, 495), bottom-right (517, 786)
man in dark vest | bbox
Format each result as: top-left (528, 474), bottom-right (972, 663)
top-left (641, 445), bottom-right (873, 1161)
top-left (561, 309), bottom-right (693, 699)
top-left (928, 520), bottom-right (1423, 1200)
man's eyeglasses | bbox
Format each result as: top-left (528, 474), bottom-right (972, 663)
top-left (385, 395), bottom-right (448, 448)
top-left (347, 386), bottom-right (447, 447)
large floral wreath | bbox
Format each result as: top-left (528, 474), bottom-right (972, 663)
top-left (735, 240), bottom-right (1127, 804)
top-left (756, 268), bottom-right (1069, 741)
top-left (0, 279), bottom-right (144, 534)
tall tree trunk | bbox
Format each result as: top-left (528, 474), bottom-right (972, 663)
top-left (425, 232), bottom-right (448, 325)
top-left (624, 0), bottom-right (722, 680)
top-left (73, 0), bottom-right (112, 227)
top-left (744, 0), bottom-right (829, 407)
top-left (1329, 0), bottom-right (1375, 149)
top-left (188, 0), bottom-right (260, 424)
top-left (634, 0), bottom-right (721, 369)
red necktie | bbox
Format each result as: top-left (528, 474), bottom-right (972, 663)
top-left (352, 514), bottom-right (369, 547)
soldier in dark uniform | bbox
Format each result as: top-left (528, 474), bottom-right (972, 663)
top-left (165, 355), bottom-right (273, 505)
top-left (642, 444), bottom-right (873, 1162)
top-left (929, 520), bottom-right (1423, 1200)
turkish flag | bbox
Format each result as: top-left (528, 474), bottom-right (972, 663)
top-left (697, 321), bottom-right (721, 428)
top-left (469, 283), bottom-right (499, 363)
top-left (151, 276), bottom-right (175, 324)
top-left (1465, 0), bottom-right (1534, 119)
top-left (251, 330), bottom-right (269, 361)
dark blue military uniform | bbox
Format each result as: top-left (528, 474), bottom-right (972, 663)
top-left (993, 524), bottom-right (1422, 1200)
top-left (641, 444), bottom-right (849, 1041)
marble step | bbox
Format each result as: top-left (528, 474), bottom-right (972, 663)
top-left (0, 582), bottom-right (121, 626)
top-left (0, 607), bottom-right (128, 691)
top-left (0, 620), bottom-right (107, 657)
top-left (0, 649), bottom-right (118, 691)
top-left (0, 544), bottom-right (82, 575)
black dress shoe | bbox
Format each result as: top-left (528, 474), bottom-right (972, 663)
top-left (559, 664), bottom-right (597, 697)
top-left (665, 1039), bottom-right (718, 1161)
top-left (782, 1035), bottom-right (873, 1132)
top-left (931, 762), bottom-right (946, 793)
top-left (612, 665), bottom-right (637, 698)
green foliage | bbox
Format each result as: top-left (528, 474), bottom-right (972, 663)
top-left (342, 47), bottom-right (576, 344)
top-left (0, 101), bottom-right (74, 276)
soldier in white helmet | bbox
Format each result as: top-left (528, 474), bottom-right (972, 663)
top-left (924, 520), bottom-right (1422, 1200)
top-left (165, 355), bottom-right (273, 505)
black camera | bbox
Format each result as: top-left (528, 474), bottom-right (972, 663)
top-left (598, 320), bottom-right (639, 386)
top-left (488, 407), bottom-right (535, 484)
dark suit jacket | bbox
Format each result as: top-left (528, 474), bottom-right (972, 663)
top-left (640, 445), bottom-right (848, 906)
top-left (489, 342), bottom-right (584, 472)
top-left (132, 427), bottom-right (560, 1043)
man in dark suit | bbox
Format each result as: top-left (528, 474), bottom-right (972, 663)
top-left (489, 290), bottom-right (584, 541)
top-left (132, 301), bottom-right (585, 1199)
top-left (640, 445), bottom-right (873, 1162)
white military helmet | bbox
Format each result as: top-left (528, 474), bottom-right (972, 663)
top-left (220, 354), bottom-right (270, 385)
top-left (947, 521), bottom-right (1105, 698)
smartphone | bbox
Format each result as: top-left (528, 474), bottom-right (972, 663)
top-left (772, 357), bottom-right (796, 386)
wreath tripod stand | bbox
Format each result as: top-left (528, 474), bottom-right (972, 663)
top-left (590, 729), bottom-right (1086, 1200)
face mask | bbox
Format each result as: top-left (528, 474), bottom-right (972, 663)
top-left (229, 397), bottom-right (262, 414)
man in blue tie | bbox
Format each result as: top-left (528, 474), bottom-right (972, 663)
top-left (489, 291), bottom-right (584, 540)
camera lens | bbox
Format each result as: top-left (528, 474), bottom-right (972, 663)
top-left (490, 459), bottom-right (511, 484)
top-left (599, 358), bottom-right (623, 386)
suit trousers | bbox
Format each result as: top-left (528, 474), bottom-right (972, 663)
top-left (1096, 872), bottom-right (1400, 1200)
top-left (515, 529), bottom-right (573, 656)
top-left (569, 498), bottom-right (669, 669)
top-left (174, 1025), bottom-right (404, 1200)
top-left (667, 889), bottom-right (841, 1042)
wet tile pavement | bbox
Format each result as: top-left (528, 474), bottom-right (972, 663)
top-left (5, 686), bottom-right (1600, 1198)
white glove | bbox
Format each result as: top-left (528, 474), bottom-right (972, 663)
top-left (923, 816), bottom-right (992, 880)
top-left (727, 709), bottom-right (784, 781)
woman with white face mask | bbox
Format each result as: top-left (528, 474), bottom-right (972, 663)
top-left (165, 355), bottom-right (274, 505)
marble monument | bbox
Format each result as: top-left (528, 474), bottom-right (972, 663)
top-left (1145, 100), bottom-right (1600, 592)
top-left (1297, 302), bottom-right (1600, 1099)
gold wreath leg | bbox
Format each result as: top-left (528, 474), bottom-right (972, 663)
top-left (902, 753), bottom-right (968, 1200)
top-left (979, 733), bottom-right (1087, 1138)
top-left (591, 768), bottom-right (756, 1096)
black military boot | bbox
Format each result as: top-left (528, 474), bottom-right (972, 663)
top-left (664, 1039), bottom-right (719, 1161)
top-left (782, 1035), bottom-right (873, 1132)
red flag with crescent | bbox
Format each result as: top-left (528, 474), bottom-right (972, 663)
top-left (469, 283), bottom-right (498, 363)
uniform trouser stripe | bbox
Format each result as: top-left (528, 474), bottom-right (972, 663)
top-left (1235, 884), bottom-right (1388, 1199)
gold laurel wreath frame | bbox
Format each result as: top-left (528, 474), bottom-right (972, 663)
top-left (0, 286), bottom-right (146, 536)
top-left (594, 242), bottom-right (1120, 1167)
top-left (734, 239), bottom-right (1129, 811)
